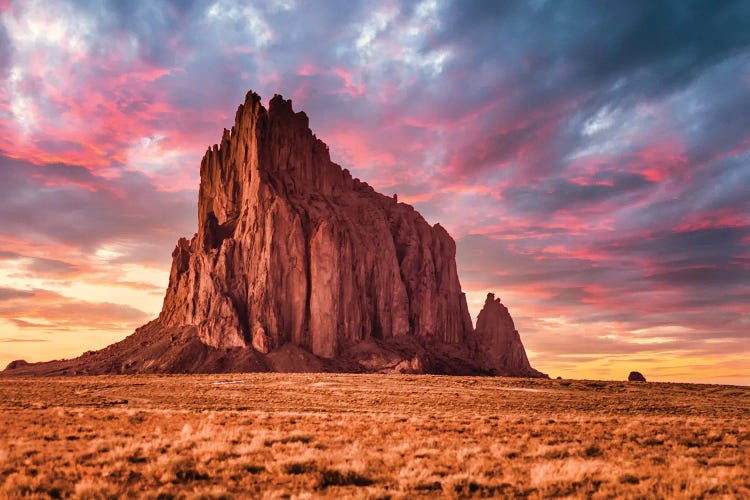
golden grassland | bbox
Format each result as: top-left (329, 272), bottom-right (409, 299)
top-left (0, 374), bottom-right (748, 499)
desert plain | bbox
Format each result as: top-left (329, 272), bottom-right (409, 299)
top-left (0, 374), bottom-right (748, 499)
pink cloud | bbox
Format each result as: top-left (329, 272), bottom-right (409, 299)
top-left (633, 137), bottom-right (688, 182)
top-left (332, 67), bottom-right (365, 97)
top-left (296, 62), bottom-right (321, 76)
top-left (674, 209), bottom-right (749, 232)
top-left (328, 129), bottom-right (397, 170)
top-left (0, 288), bottom-right (149, 331)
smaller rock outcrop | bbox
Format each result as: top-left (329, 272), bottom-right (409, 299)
top-left (628, 371), bottom-right (647, 382)
top-left (474, 293), bottom-right (545, 377)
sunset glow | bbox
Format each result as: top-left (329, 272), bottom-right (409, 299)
top-left (0, 1), bottom-right (748, 384)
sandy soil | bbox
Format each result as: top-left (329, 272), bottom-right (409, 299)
top-left (1, 374), bottom-right (748, 498)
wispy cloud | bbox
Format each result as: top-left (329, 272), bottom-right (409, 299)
top-left (0, 337), bottom-right (48, 342)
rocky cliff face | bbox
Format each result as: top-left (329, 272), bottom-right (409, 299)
top-left (2, 91), bottom-right (545, 378)
top-left (159, 92), bottom-right (474, 358)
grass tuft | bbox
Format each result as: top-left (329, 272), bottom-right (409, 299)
top-left (282, 461), bottom-right (317, 475)
top-left (318, 469), bottom-right (374, 488)
top-left (584, 444), bottom-right (602, 457)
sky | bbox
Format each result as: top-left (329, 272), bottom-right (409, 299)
top-left (0, 0), bottom-right (748, 384)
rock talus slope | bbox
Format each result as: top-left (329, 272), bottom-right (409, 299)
top-left (3, 91), bottom-right (545, 378)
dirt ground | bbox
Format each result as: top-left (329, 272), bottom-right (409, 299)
top-left (0, 374), bottom-right (748, 498)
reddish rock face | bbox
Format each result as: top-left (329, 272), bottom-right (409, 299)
top-left (2, 91), bottom-right (545, 378)
top-left (159, 91), bottom-right (474, 358)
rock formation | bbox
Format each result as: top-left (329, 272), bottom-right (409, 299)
top-left (628, 371), bottom-right (647, 382)
top-left (2, 91), bottom-right (545, 378)
top-left (474, 293), bottom-right (539, 377)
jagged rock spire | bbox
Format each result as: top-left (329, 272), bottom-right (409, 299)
top-left (474, 293), bottom-right (542, 376)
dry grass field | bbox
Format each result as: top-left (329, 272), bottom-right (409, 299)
top-left (0, 374), bottom-right (748, 499)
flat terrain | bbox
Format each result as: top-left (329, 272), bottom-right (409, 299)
top-left (1, 375), bottom-right (748, 498)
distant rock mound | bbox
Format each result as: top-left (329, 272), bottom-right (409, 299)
top-left (5, 360), bottom-right (29, 370)
top-left (2, 91), bottom-right (546, 378)
top-left (628, 371), bottom-right (647, 382)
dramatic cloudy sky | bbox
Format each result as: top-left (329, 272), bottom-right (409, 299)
top-left (0, 0), bottom-right (748, 384)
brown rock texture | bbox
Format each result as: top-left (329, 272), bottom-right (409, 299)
top-left (2, 91), bottom-right (545, 378)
